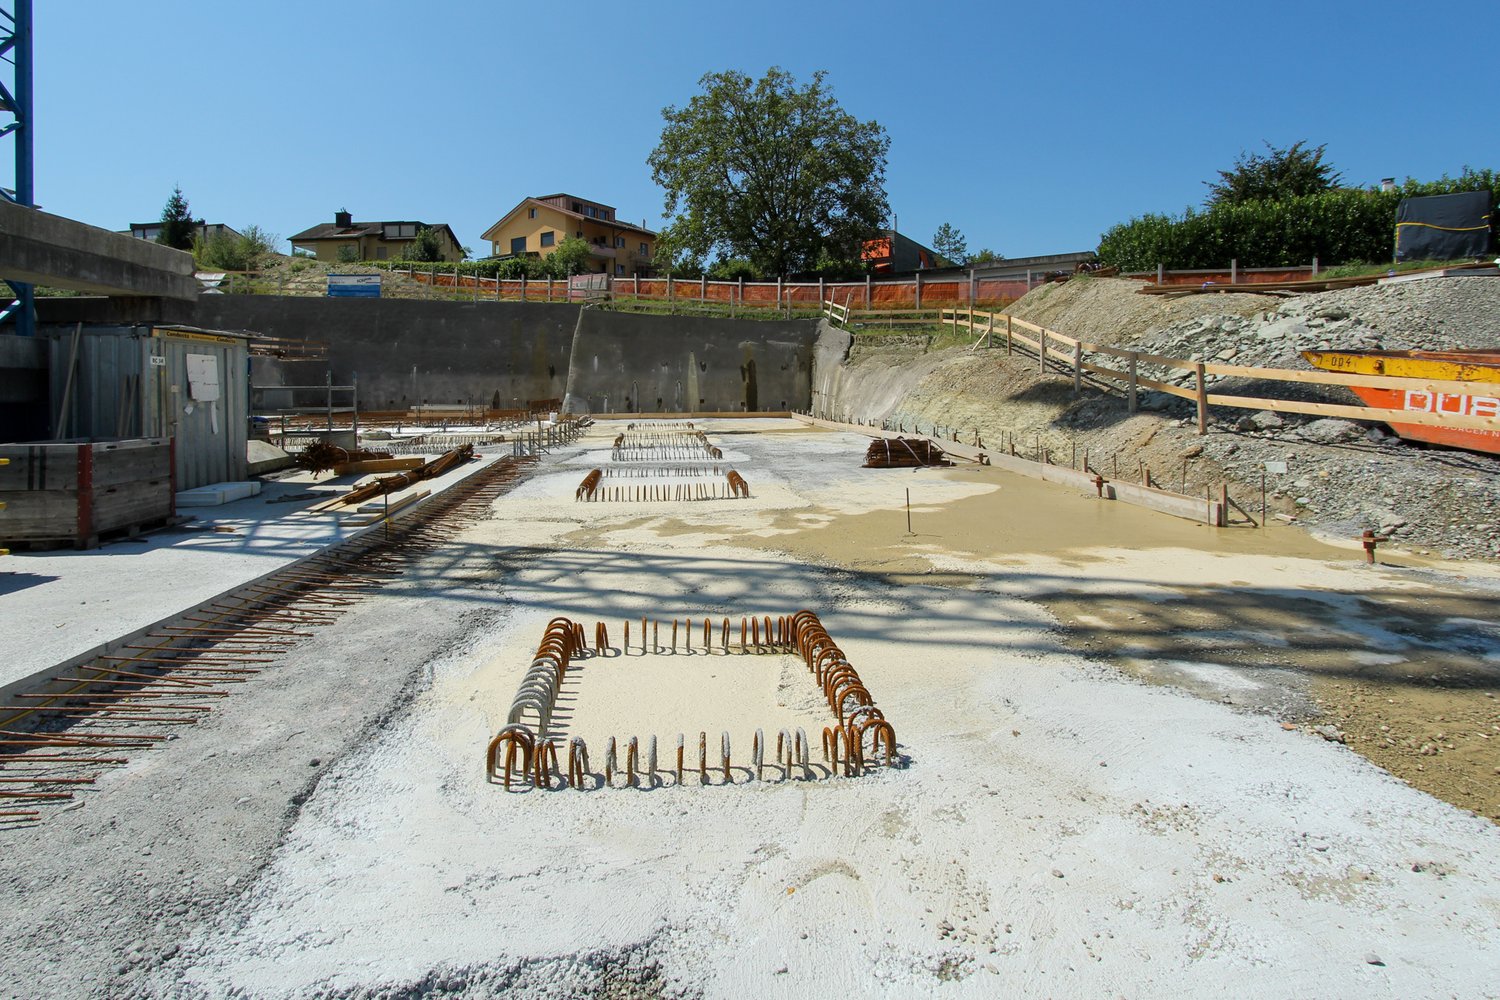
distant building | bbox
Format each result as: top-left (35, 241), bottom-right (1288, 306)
top-left (861, 230), bottom-right (944, 274)
top-left (289, 210), bottom-right (464, 262)
top-left (480, 194), bottom-right (656, 277)
top-left (125, 221), bottom-right (242, 244)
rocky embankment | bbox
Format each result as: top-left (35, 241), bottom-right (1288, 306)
top-left (826, 277), bottom-right (1500, 559)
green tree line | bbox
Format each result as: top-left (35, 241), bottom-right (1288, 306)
top-left (1096, 167), bottom-right (1497, 271)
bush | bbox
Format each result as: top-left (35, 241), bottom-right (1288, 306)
top-left (1097, 167), bottom-right (1497, 270)
top-left (193, 225), bottom-right (277, 272)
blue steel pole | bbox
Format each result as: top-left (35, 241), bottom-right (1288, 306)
top-left (3, 0), bottom-right (33, 335)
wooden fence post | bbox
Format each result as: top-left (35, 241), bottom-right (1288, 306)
top-left (1156, 262), bottom-right (1164, 285)
top-left (1039, 329), bottom-right (1046, 375)
top-left (915, 272), bottom-right (923, 310)
top-left (521, 274), bottom-right (527, 302)
top-left (1128, 351), bottom-right (1139, 412)
top-left (668, 274), bottom-right (675, 314)
top-left (865, 274), bottom-right (872, 309)
top-left (987, 313), bottom-right (994, 349)
top-left (1006, 314), bottom-right (1012, 355)
top-left (1194, 361), bottom-right (1208, 435)
top-left (1072, 341), bottom-right (1082, 396)
top-left (701, 274), bottom-right (707, 305)
top-left (1230, 258), bottom-right (1238, 284)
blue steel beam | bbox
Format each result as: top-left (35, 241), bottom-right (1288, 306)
top-left (0, 0), bottom-right (32, 336)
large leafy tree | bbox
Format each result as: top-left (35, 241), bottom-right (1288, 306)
top-left (156, 185), bottom-right (198, 250)
top-left (931, 222), bottom-right (967, 265)
top-left (648, 68), bottom-right (889, 277)
top-left (1206, 140), bottom-right (1342, 205)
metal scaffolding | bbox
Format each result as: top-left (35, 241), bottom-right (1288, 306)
top-left (0, 0), bottom-right (33, 336)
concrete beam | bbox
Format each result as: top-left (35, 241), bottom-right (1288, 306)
top-left (0, 201), bottom-right (198, 300)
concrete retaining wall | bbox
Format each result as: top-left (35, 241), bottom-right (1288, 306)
top-left (192, 297), bottom-right (579, 411)
top-left (563, 310), bottom-right (819, 415)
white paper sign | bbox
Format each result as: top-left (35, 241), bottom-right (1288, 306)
top-left (185, 353), bottom-right (221, 402)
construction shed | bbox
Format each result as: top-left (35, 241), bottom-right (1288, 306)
top-left (44, 324), bottom-right (249, 490)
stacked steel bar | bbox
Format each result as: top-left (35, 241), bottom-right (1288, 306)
top-left (862, 437), bottom-right (952, 468)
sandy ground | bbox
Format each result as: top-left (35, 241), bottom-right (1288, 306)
top-left (2, 419), bottom-right (1498, 998)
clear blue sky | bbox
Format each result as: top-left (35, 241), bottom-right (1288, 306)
top-left (24, 1), bottom-right (1496, 259)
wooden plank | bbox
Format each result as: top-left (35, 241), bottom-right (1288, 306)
top-left (1205, 393), bottom-right (1500, 431)
top-left (331, 457), bottom-right (425, 476)
top-left (1203, 362), bottom-right (1500, 397)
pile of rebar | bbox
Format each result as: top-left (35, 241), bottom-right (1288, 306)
top-left (862, 437), bottom-right (951, 468)
top-left (296, 441), bottom-right (393, 475)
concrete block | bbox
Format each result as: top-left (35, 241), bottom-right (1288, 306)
top-left (176, 481), bottom-right (262, 507)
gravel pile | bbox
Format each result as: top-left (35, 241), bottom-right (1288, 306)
top-left (1121, 276), bottom-right (1500, 376)
top-left (846, 275), bottom-right (1500, 561)
top-left (1098, 276), bottom-right (1500, 559)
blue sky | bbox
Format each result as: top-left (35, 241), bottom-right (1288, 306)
top-left (23, 1), bottom-right (1496, 260)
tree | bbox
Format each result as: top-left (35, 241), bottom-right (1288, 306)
top-left (706, 257), bottom-right (760, 281)
top-left (193, 224), bottom-right (277, 271)
top-left (544, 237), bottom-right (594, 278)
top-left (156, 185), bottom-right (198, 250)
top-left (1206, 140), bottom-right (1342, 205)
top-left (931, 222), bottom-right (967, 266)
top-left (403, 226), bottom-right (445, 262)
top-left (648, 67), bottom-right (890, 277)
top-left (970, 248), bottom-right (1002, 265)
top-left (336, 245), bottom-right (360, 264)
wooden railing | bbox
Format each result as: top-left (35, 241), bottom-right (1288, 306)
top-left (941, 308), bottom-right (1500, 436)
top-left (823, 295), bottom-right (851, 328)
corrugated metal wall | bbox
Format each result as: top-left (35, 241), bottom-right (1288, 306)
top-left (46, 325), bottom-right (249, 490)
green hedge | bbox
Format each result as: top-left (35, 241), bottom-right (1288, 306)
top-left (1097, 169), bottom-right (1497, 270)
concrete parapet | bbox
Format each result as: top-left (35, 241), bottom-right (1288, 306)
top-left (0, 201), bottom-right (197, 299)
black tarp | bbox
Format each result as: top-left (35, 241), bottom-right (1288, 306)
top-left (1395, 191), bottom-right (1494, 261)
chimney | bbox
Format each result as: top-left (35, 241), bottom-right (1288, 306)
top-left (335, 208), bottom-right (352, 228)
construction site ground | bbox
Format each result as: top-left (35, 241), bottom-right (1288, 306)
top-left (2, 418), bottom-right (1496, 998)
top-left (0, 453), bottom-right (509, 692)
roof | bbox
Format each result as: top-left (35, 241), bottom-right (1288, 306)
top-left (480, 197), bottom-right (656, 242)
top-left (289, 220), bottom-right (460, 245)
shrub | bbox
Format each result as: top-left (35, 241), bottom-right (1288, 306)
top-left (1097, 167), bottom-right (1497, 270)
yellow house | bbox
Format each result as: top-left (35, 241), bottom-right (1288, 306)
top-left (480, 194), bottom-right (655, 276)
top-left (289, 209), bottom-right (464, 262)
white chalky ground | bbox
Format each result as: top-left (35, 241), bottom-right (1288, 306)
top-left (147, 420), bottom-right (1500, 997)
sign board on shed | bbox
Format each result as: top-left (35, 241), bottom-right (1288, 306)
top-left (185, 353), bottom-right (221, 402)
top-left (327, 273), bottom-right (382, 298)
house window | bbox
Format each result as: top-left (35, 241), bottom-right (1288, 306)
top-left (528, 207), bottom-right (537, 219)
top-left (639, 242), bottom-right (648, 254)
top-left (376, 246), bottom-right (388, 260)
top-left (614, 236), bottom-right (625, 248)
top-left (540, 231), bottom-right (555, 247)
top-left (510, 236), bottom-right (526, 255)
top-left (572, 202), bottom-right (582, 212)
top-left (383, 223), bottom-right (416, 240)
top-left (615, 264), bottom-right (625, 275)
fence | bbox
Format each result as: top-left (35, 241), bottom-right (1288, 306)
top-left (939, 308), bottom-right (1499, 437)
top-left (205, 260), bottom-right (1354, 309)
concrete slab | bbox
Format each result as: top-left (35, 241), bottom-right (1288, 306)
top-left (0, 450), bottom-right (532, 689)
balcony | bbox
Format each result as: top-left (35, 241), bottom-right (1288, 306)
top-left (587, 243), bottom-right (618, 260)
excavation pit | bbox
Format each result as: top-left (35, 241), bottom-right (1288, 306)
top-left (485, 612), bottom-right (900, 790)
